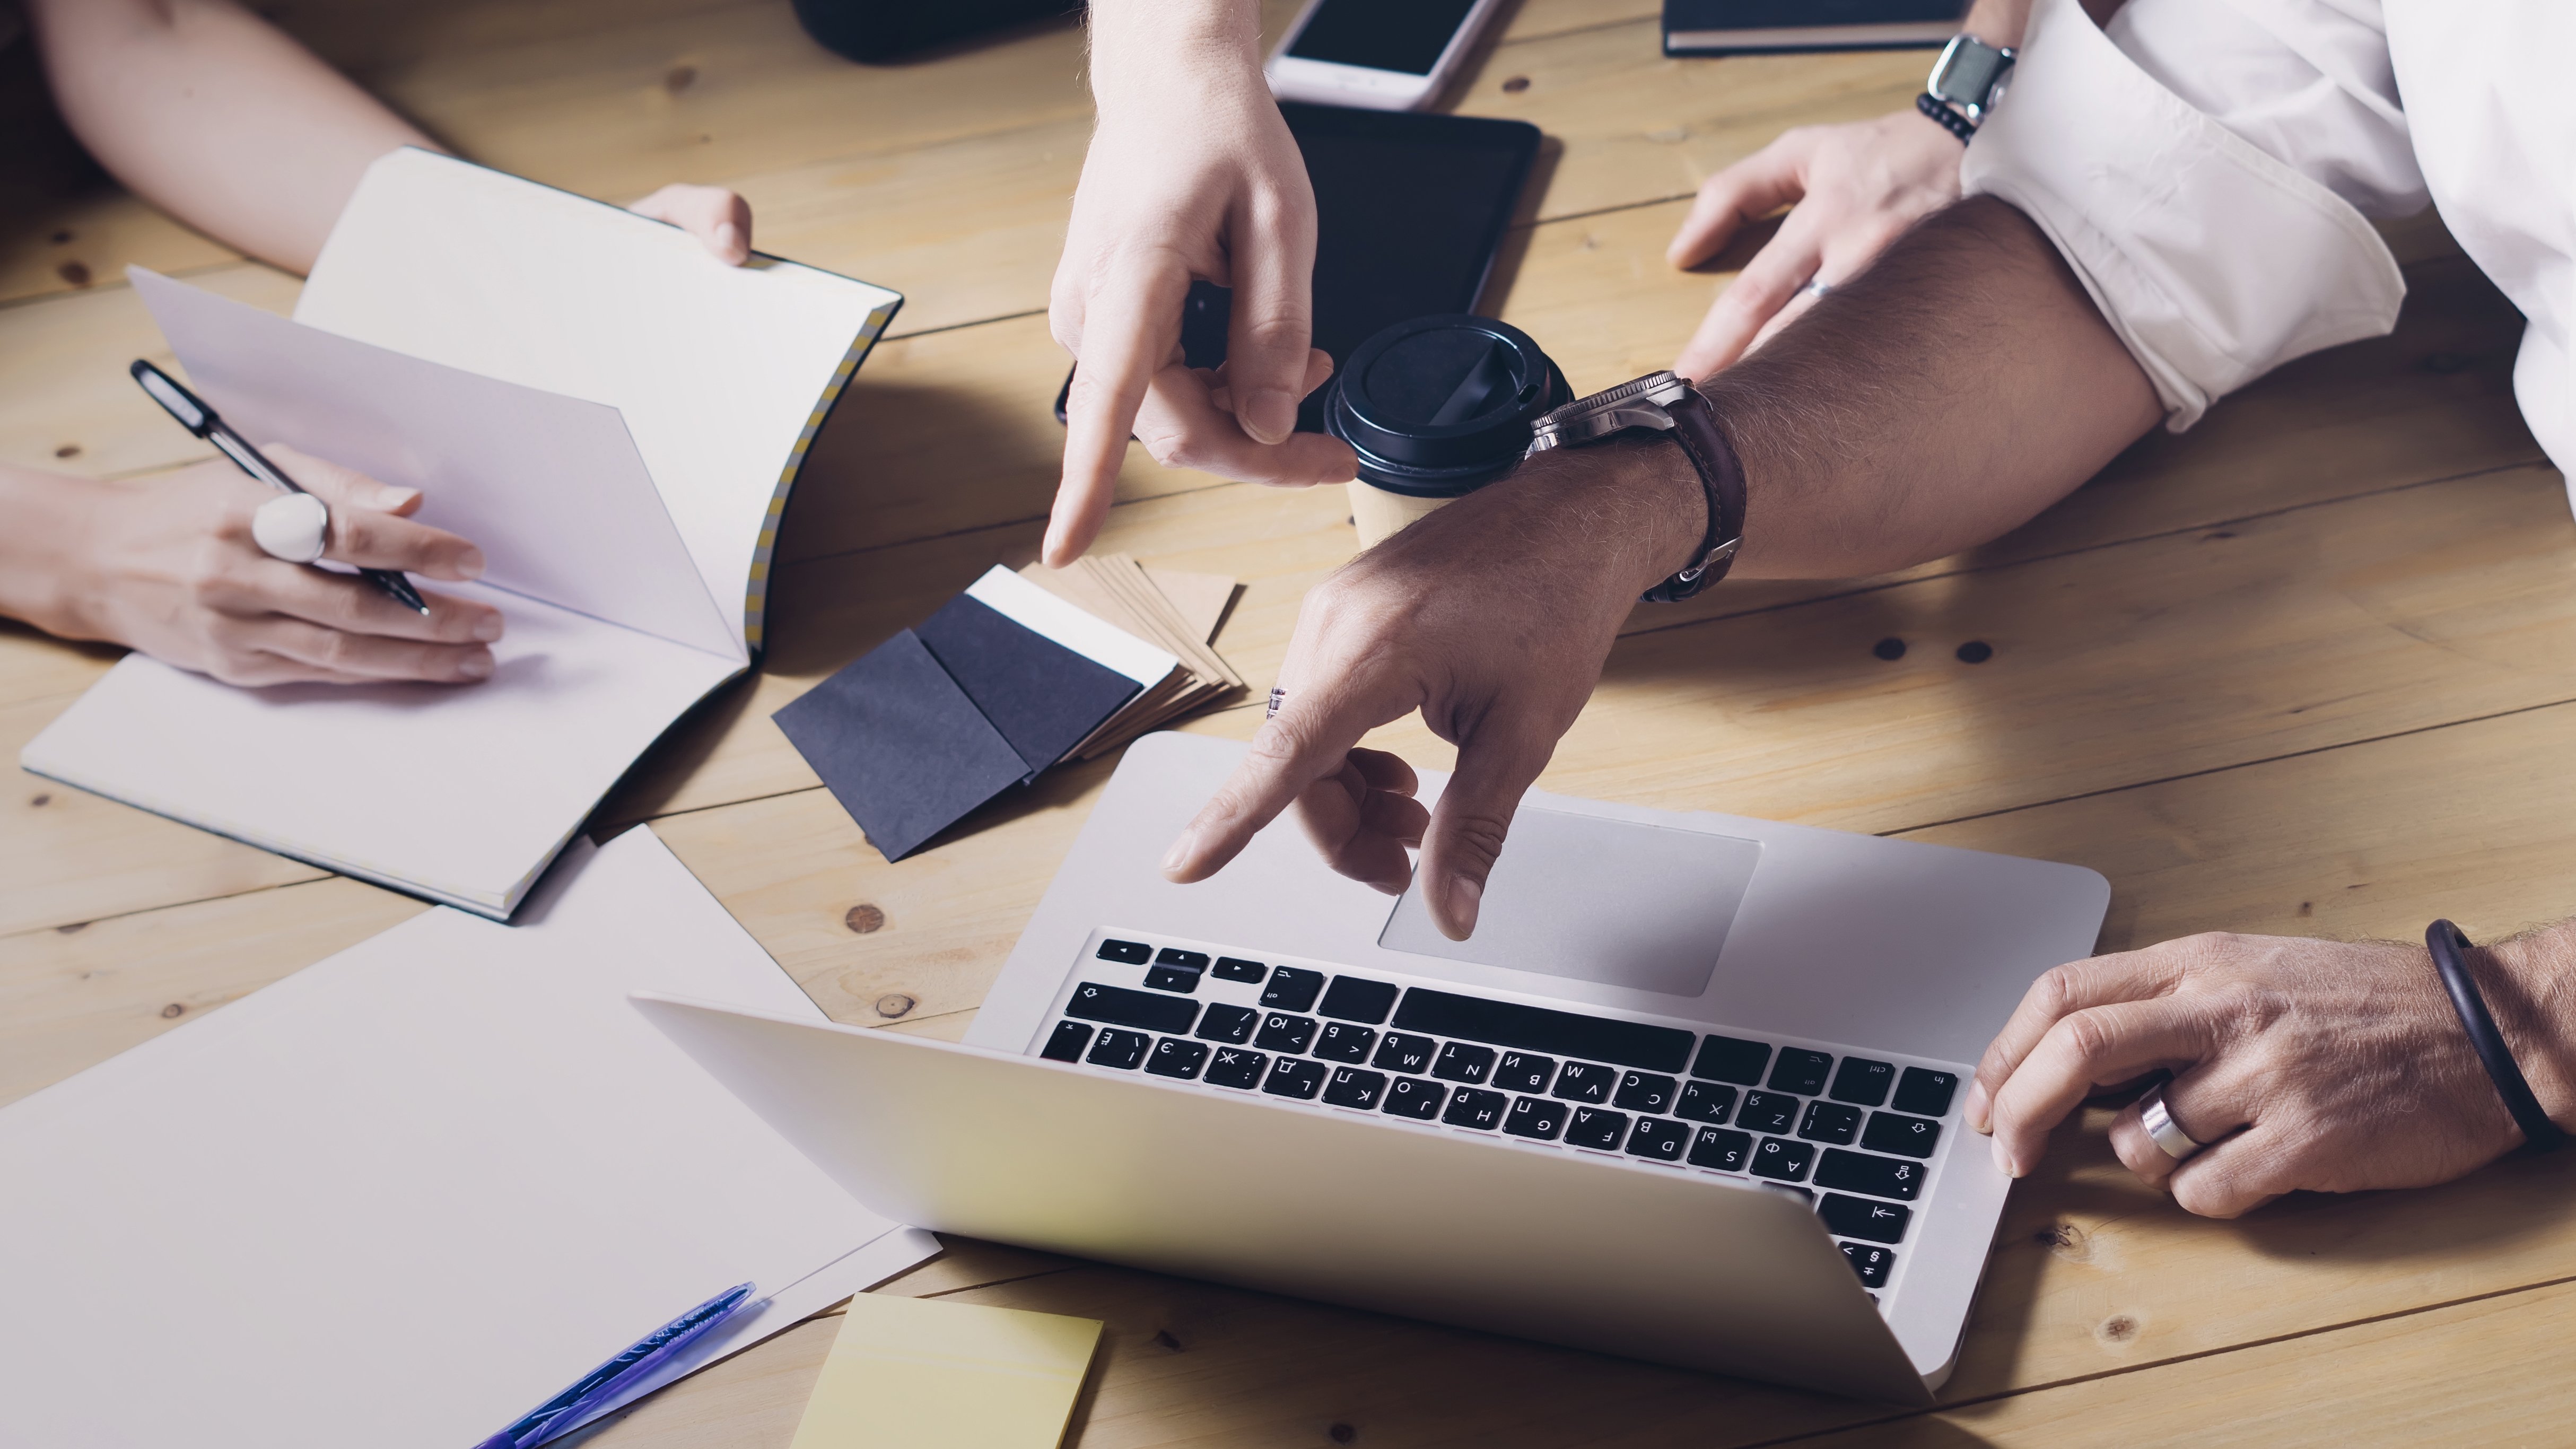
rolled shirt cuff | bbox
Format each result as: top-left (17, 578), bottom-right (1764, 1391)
top-left (1962, 0), bottom-right (2406, 431)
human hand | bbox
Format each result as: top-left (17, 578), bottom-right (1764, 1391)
top-left (628, 184), bottom-right (756, 265)
top-left (1045, 29), bottom-right (1356, 565)
top-left (1966, 931), bottom-right (2571, 1218)
top-left (1159, 437), bottom-right (1705, 938)
top-left (1667, 108), bottom-right (1966, 379)
top-left (58, 449), bottom-right (501, 686)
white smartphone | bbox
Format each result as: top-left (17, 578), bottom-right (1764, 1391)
top-left (1264, 0), bottom-right (1509, 113)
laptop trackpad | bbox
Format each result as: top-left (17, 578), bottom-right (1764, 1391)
top-left (1376, 807), bottom-right (1760, 998)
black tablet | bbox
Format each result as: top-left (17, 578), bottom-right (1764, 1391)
top-left (1056, 102), bottom-right (1543, 431)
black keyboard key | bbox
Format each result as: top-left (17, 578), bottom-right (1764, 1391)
top-left (1893, 1066), bottom-right (1961, 1118)
top-left (1154, 947), bottom-right (1210, 971)
top-left (1627, 1116), bottom-right (1690, 1162)
top-left (1383, 1077), bottom-right (1447, 1119)
top-left (1829, 1057), bottom-right (1896, 1107)
top-left (1840, 1243), bottom-right (1896, 1289)
top-left (1095, 939), bottom-right (1151, 965)
top-left (1145, 1037), bottom-right (1210, 1079)
top-left (1814, 1148), bottom-right (1926, 1201)
top-left (1431, 1042), bottom-right (1496, 1084)
top-left (1691, 1035), bottom-right (1771, 1085)
top-left (1040, 1021), bottom-right (1093, 1062)
top-left (1204, 1046), bottom-right (1268, 1090)
top-left (1552, 1061), bottom-right (1617, 1104)
top-left (1737, 1090), bottom-right (1801, 1136)
top-left (1567, 1107), bottom-right (1630, 1151)
top-left (1503, 1095), bottom-right (1571, 1140)
top-left (1263, 1058), bottom-right (1327, 1099)
top-left (1212, 956), bottom-right (1269, 983)
top-left (1674, 1080), bottom-right (1737, 1124)
top-left (1798, 1100), bottom-right (1863, 1146)
top-left (1254, 1012), bottom-right (1320, 1054)
top-left (1066, 982), bottom-right (1199, 1034)
top-left (1374, 1032), bottom-right (1438, 1074)
top-left (1313, 1022), bottom-right (1377, 1063)
top-left (1688, 1127), bottom-right (1753, 1172)
top-left (1085, 1028), bottom-right (1149, 1070)
top-left (1494, 1052), bottom-right (1557, 1094)
top-left (1442, 1086), bottom-right (1509, 1130)
top-left (1318, 976), bottom-right (1400, 1024)
top-left (1863, 1111), bottom-right (1943, 1159)
top-left (1819, 1193), bottom-right (1913, 1244)
top-left (1750, 1136), bottom-right (1817, 1182)
top-left (1143, 964), bottom-right (1203, 993)
top-left (1768, 1048), bottom-right (1835, 1096)
top-left (1392, 988), bottom-right (1695, 1071)
top-left (1614, 1071), bottom-right (1678, 1114)
top-left (1261, 967), bottom-right (1327, 1012)
top-left (1323, 1067), bottom-right (1389, 1110)
top-left (1193, 1003), bottom-right (1258, 1044)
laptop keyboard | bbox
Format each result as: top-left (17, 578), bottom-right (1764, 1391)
top-left (1035, 932), bottom-right (1964, 1304)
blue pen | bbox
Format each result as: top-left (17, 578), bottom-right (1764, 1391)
top-left (473, 1282), bottom-right (755, 1449)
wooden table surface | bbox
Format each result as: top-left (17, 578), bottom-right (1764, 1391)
top-left (7, 2), bottom-right (2573, 1444)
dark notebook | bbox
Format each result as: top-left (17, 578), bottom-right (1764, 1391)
top-left (1663, 0), bottom-right (1965, 56)
top-left (772, 591), bottom-right (1146, 862)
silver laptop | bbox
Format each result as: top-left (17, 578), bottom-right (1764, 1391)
top-left (641, 731), bottom-right (2106, 1402)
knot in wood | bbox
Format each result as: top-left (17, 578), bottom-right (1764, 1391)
top-left (2097, 1313), bottom-right (2139, 1344)
top-left (844, 904), bottom-right (886, 933)
top-left (1500, 75), bottom-right (1530, 93)
top-left (665, 65), bottom-right (698, 94)
top-left (161, 1003), bottom-right (186, 1019)
top-left (1150, 1329), bottom-right (1183, 1351)
top-left (874, 993), bottom-right (915, 1019)
top-left (1329, 1426), bottom-right (1357, 1444)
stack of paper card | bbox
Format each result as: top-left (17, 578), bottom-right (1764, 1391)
top-left (774, 561), bottom-right (1241, 861)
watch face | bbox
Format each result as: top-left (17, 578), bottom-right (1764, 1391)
top-left (1932, 38), bottom-right (2007, 107)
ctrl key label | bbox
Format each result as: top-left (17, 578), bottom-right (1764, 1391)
top-left (789, 1293), bottom-right (1103, 1448)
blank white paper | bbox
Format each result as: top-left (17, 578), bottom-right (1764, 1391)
top-left (131, 267), bottom-right (739, 662)
top-left (0, 828), bottom-right (936, 1449)
top-left (296, 149), bottom-right (904, 651)
top-left (21, 581), bottom-right (741, 917)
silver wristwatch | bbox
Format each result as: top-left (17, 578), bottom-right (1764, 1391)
top-left (1526, 371), bottom-right (1745, 603)
top-left (1926, 34), bottom-right (2015, 128)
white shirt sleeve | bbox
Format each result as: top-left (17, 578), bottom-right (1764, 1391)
top-left (1962, 0), bottom-right (2418, 430)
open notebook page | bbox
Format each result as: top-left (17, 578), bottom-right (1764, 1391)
top-left (296, 148), bottom-right (905, 652)
top-left (23, 580), bottom-right (741, 916)
top-left (0, 829), bottom-right (936, 1449)
top-left (132, 267), bottom-right (738, 662)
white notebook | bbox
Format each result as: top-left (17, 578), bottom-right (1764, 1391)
top-left (0, 826), bottom-right (937, 1449)
top-left (22, 150), bottom-right (902, 918)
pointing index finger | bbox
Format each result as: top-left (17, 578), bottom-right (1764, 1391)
top-left (1051, 255), bottom-right (1190, 565)
top-left (1163, 674), bottom-right (1409, 885)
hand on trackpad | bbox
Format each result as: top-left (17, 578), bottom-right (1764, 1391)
top-left (1377, 807), bottom-right (1761, 998)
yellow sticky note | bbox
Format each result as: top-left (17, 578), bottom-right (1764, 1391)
top-left (789, 1294), bottom-right (1104, 1449)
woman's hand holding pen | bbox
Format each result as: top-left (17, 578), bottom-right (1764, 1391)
top-left (36, 448), bottom-right (502, 687)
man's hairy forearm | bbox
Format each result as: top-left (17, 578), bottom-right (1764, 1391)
top-left (28, 0), bottom-right (434, 274)
top-left (1709, 197), bottom-right (2163, 580)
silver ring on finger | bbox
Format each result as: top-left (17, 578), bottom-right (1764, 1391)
top-left (2138, 1081), bottom-right (2206, 1162)
top-left (1797, 278), bottom-right (1834, 300)
top-left (251, 493), bottom-right (330, 564)
top-left (1267, 686), bottom-right (1287, 720)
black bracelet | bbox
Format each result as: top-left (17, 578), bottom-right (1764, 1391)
top-left (2426, 920), bottom-right (2566, 1153)
top-left (1916, 92), bottom-right (1976, 146)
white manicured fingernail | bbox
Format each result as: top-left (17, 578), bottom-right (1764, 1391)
top-left (456, 547), bottom-right (486, 581)
top-left (714, 222), bottom-right (741, 258)
top-left (1160, 833), bottom-right (1192, 874)
top-left (370, 484), bottom-right (418, 511)
top-left (457, 651), bottom-right (494, 681)
top-left (471, 613), bottom-right (502, 643)
top-left (1991, 1137), bottom-right (2018, 1177)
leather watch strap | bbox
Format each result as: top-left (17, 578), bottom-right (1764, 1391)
top-left (1641, 384), bottom-right (1747, 604)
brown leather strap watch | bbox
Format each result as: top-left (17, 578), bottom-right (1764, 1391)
top-left (1524, 371), bottom-right (1746, 603)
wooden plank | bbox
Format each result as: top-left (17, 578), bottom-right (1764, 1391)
top-left (1788, 1279), bottom-right (2576, 1448)
top-left (0, 875), bottom-right (416, 1108)
top-left (0, 263), bottom-right (297, 478)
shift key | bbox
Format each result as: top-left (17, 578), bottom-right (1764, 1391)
top-left (1066, 982), bottom-right (1200, 1035)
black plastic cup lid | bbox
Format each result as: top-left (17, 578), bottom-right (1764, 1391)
top-left (1325, 315), bottom-right (1570, 498)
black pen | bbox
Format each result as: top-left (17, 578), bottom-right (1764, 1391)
top-left (128, 359), bottom-right (431, 616)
